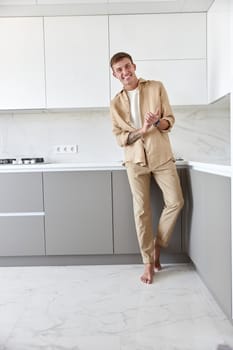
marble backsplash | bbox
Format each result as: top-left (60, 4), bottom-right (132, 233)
top-left (0, 94), bottom-right (230, 165)
top-left (171, 94), bottom-right (230, 165)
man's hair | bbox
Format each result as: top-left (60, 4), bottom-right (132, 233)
top-left (110, 52), bottom-right (133, 68)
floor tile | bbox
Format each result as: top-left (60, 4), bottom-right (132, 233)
top-left (0, 264), bottom-right (232, 350)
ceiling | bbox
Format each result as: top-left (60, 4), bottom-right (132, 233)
top-left (0, 0), bottom-right (216, 13)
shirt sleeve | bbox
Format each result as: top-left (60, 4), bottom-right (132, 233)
top-left (159, 82), bottom-right (175, 133)
top-left (110, 100), bottom-right (131, 147)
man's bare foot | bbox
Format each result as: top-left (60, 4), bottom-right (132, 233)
top-left (154, 260), bottom-right (162, 272)
top-left (154, 243), bottom-right (162, 272)
top-left (140, 263), bottom-right (154, 284)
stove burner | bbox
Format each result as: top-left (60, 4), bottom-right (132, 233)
top-left (21, 157), bottom-right (44, 164)
top-left (0, 158), bottom-right (16, 165)
top-left (0, 157), bottom-right (44, 165)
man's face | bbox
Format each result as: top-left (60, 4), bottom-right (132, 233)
top-left (112, 57), bottom-right (137, 88)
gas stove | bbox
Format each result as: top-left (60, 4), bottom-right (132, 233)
top-left (0, 157), bottom-right (45, 165)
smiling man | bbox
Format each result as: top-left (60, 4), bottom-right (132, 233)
top-left (110, 52), bottom-right (184, 284)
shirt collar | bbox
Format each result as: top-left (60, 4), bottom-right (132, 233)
top-left (120, 78), bottom-right (147, 97)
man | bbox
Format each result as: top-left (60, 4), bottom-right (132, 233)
top-left (110, 52), bottom-right (184, 284)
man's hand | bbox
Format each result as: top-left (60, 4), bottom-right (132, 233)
top-left (141, 108), bottom-right (160, 134)
top-left (127, 108), bottom-right (160, 145)
top-left (144, 108), bottom-right (171, 131)
top-left (144, 108), bottom-right (160, 126)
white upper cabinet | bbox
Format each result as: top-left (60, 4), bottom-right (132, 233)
top-left (109, 13), bottom-right (207, 105)
top-left (109, 13), bottom-right (206, 60)
top-left (207, 0), bottom-right (231, 103)
top-left (44, 16), bottom-right (109, 108)
top-left (137, 60), bottom-right (206, 106)
top-left (0, 17), bottom-right (45, 110)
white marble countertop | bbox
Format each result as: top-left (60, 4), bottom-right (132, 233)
top-left (0, 160), bottom-right (230, 177)
top-left (0, 160), bottom-right (188, 173)
top-left (0, 161), bottom-right (124, 173)
top-left (188, 161), bottom-right (231, 177)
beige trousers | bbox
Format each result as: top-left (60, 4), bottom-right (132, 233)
top-left (126, 159), bottom-right (184, 264)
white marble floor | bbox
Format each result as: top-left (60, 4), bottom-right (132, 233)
top-left (0, 263), bottom-right (233, 350)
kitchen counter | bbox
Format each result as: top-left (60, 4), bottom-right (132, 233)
top-left (0, 160), bottom-right (188, 173)
top-left (188, 161), bottom-right (231, 177)
top-left (0, 160), bottom-right (230, 176)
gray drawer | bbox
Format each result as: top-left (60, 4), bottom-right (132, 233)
top-left (0, 216), bottom-right (45, 256)
top-left (0, 173), bottom-right (43, 212)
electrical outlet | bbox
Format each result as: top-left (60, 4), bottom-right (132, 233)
top-left (54, 144), bottom-right (78, 154)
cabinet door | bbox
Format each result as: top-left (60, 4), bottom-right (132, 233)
top-left (0, 216), bottom-right (45, 256)
top-left (112, 170), bottom-right (182, 255)
top-left (43, 171), bottom-right (113, 255)
top-left (112, 170), bottom-right (140, 254)
top-left (109, 13), bottom-right (206, 60)
top-left (44, 16), bottom-right (109, 108)
top-left (0, 17), bottom-right (45, 110)
top-left (207, 0), bottom-right (231, 102)
top-left (109, 13), bottom-right (207, 105)
top-left (188, 170), bottom-right (231, 318)
top-left (0, 172), bottom-right (45, 256)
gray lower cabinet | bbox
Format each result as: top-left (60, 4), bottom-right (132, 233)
top-left (112, 170), bottom-right (139, 254)
top-left (43, 171), bottom-right (113, 255)
top-left (0, 172), bottom-right (45, 256)
top-left (187, 169), bottom-right (231, 318)
top-left (112, 169), bottom-right (184, 254)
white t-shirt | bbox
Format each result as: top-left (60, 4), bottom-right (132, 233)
top-left (127, 88), bottom-right (142, 129)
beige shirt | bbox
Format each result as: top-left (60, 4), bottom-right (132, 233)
top-left (110, 78), bottom-right (175, 168)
